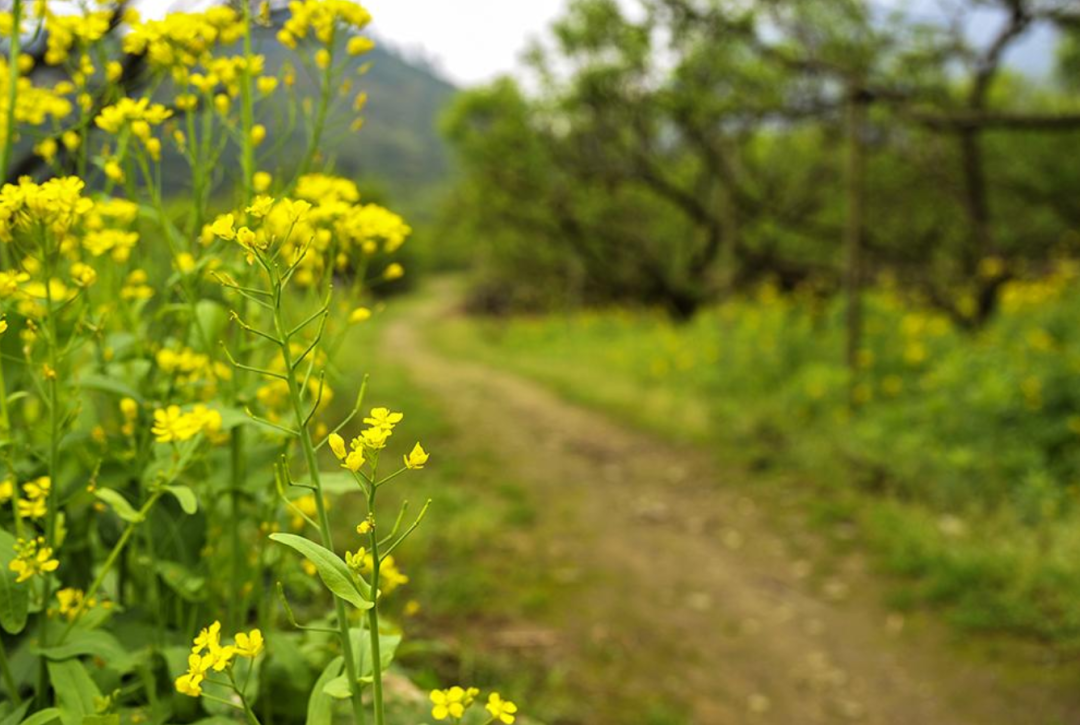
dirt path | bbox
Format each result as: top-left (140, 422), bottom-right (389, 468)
top-left (383, 284), bottom-right (1080, 725)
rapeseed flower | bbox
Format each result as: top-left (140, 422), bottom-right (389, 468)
top-left (10, 537), bottom-right (59, 583)
top-left (485, 693), bottom-right (518, 724)
top-left (404, 443), bottom-right (428, 470)
top-left (430, 686), bottom-right (479, 721)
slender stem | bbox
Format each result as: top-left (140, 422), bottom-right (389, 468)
top-left (0, 0), bottom-right (22, 270)
top-left (290, 30), bottom-right (336, 190)
top-left (272, 283), bottom-right (366, 725)
top-left (366, 487), bottom-right (385, 725)
top-left (57, 490), bottom-right (165, 645)
top-left (229, 668), bottom-right (263, 725)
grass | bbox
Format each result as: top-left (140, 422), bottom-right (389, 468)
top-left (327, 298), bottom-right (580, 723)
top-left (426, 278), bottom-right (1080, 651)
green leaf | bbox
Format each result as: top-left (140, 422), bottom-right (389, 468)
top-left (77, 374), bottom-right (142, 402)
top-left (322, 675), bottom-right (351, 700)
top-left (93, 490), bottom-right (142, 523)
top-left (47, 660), bottom-right (100, 725)
top-left (35, 630), bottom-right (136, 674)
top-left (81, 716), bottom-right (119, 725)
top-left (349, 629), bottom-right (401, 681)
top-left (306, 657), bottom-right (343, 725)
top-left (303, 472), bottom-right (364, 496)
top-left (164, 485), bottom-right (198, 515)
top-left (269, 534), bottom-right (372, 608)
top-left (17, 709), bottom-right (63, 725)
top-left (0, 701), bottom-right (30, 725)
top-left (0, 529), bottom-right (28, 634)
top-left (195, 300), bottom-right (228, 346)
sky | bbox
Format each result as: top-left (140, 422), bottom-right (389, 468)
top-left (359, 0), bottom-right (1057, 87)
top-left (363, 0), bottom-right (569, 85)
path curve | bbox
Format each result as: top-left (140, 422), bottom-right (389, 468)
top-left (383, 283), bottom-right (1080, 725)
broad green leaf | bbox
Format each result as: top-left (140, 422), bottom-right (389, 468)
top-left (269, 534), bottom-right (372, 607)
top-left (0, 528), bottom-right (28, 634)
top-left (93, 490), bottom-right (142, 523)
top-left (18, 709), bottom-right (63, 725)
top-left (35, 630), bottom-right (136, 674)
top-left (164, 485), bottom-right (198, 515)
top-left (306, 657), bottom-right (343, 725)
top-left (322, 675), bottom-right (351, 700)
top-left (349, 629), bottom-right (401, 681)
top-left (47, 660), bottom-right (100, 725)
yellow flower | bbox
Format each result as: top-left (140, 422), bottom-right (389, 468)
top-left (245, 195), bottom-right (275, 218)
top-left (347, 36), bottom-right (374, 56)
top-left (0, 478), bottom-right (11, 502)
top-left (253, 171), bottom-right (272, 192)
top-left (343, 449), bottom-right (365, 472)
top-left (328, 432), bottom-right (347, 460)
top-left (104, 160), bottom-right (124, 182)
top-left (0, 319), bottom-right (7, 336)
top-left (383, 262), bottom-right (404, 280)
top-left (404, 443), bottom-right (428, 470)
top-left (315, 48), bottom-right (331, 69)
top-left (55, 587), bottom-right (97, 621)
top-left (70, 262), bottom-right (97, 287)
top-left (356, 519), bottom-right (373, 535)
top-left (358, 427), bottom-right (390, 450)
top-left (349, 307), bottom-right (371, 323)
top-left (430, 687), bottom-right (479, 721)
top-left (485, 693), bottom-right (518, 724)
top-left (18, 476), bottom-right (51, 520)
top-left (234, 629), bottom-right (264, 658)
top-left (250, 124), bottom-right (267, 146)
top-left (363, 407), bottom-right (403, 431)
top-left (361, 553), bottom-right (407, 593)
top-left (9, 537), bottom-right (59, 583)
top-left (257, 76), bottom-right (278, 94)
top-left (210, 213), bottom-right (236, 240)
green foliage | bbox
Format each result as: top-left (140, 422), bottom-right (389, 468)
top-left (439, 262), bottom-right (1080, 643)
top-left (440, 0), bottom-right (1080, 321)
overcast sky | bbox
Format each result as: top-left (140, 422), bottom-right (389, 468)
top-left (363, 0), bottom-right (568, 85)
top-left (360, 0), bottom-right (1055, 87)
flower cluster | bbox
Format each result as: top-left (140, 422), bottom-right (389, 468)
top-left (329, 407), bottom-right (424, 474)
top-left (17, 476), bottom-right (50, 520)
top-left (430, 687), bottom-right (518, 724)
top-left (277, 0), bottom-right (373, 49)
top-left (9, 537), bottom-right (59, 583)
top-left (151, 404), bottom-right (223, 444)
top-left (175, 621), bottom-right (264, 697)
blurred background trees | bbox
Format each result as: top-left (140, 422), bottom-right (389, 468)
top-left (440, 0), bottom-right (1080, 325)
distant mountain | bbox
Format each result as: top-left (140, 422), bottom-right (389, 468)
top-left (251, 25), bottom-right (458, 211)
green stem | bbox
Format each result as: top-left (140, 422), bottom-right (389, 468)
top-left (0, 0), bottom-right (21, 272)
top-left (57, 490), bottom-right (165, 645)
top-left (272, 285), bottom-right (366, 725)
top-left (229, 669), bottom-right (263, 725)
top-left (290, 31), bottom-right (336, 190)
top-left (366, 488), bottom-right (385, 725)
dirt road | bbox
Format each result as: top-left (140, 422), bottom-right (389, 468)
top-left (382, 284), bottom-right (1080, 725)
